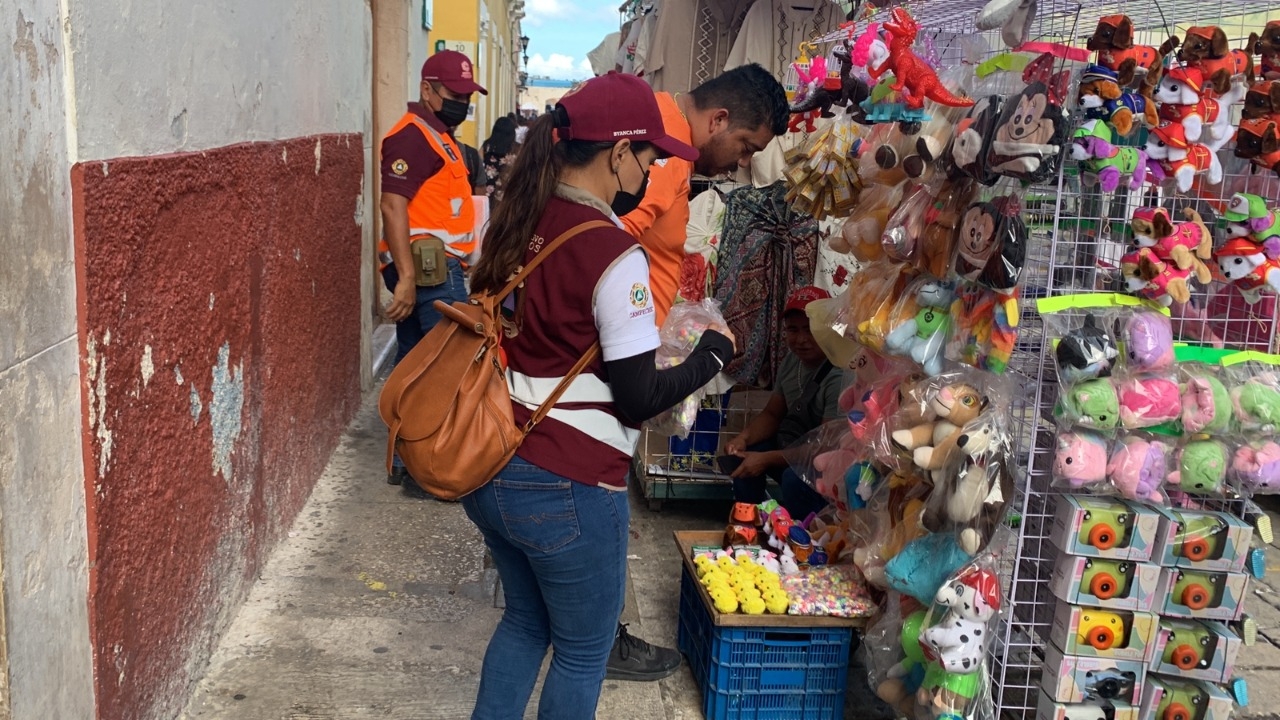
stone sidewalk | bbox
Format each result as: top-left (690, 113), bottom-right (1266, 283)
top-left (181, 378), bottom-right (1280, 719)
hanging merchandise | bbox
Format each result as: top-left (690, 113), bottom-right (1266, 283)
top-left (1234, 116), bottom-right (1280, 178)
top-left (948, 194), bottom-right (1028, 373)
top-left (642, 0), bottom-right (751, 93)
top-left (985, 80), bottom-right (1071, 185)
top-left (862, 9), bottom-right (974, 114)
top-left (1085, 14), bottom-right (1174, 86)
top-left (1070, 119), bottom-right (1152, 193)
top-left (1076, 64), bottom-right (1159, 138)
top-left (915, 555), bottom-right (1004, 720)
top-left (1155, 66), bottom-right (1243, 146)
top-left (646, 299), bottom-right (732, 438)
top-left (722, 0), bottom-right (844, 79)
top-left (1176, 25), bottom-right (1256, 95)
top-left (783, 118), bottom-right (863, 218)
top-left (1256, 20), bottom-right (1280, 81)
top-left (1214, 238), bottom-right (1280, 305)
top-left (1225, 192), bottom-right (1280, 257)
top-left (1130, 206), bottom-right (1215, 285)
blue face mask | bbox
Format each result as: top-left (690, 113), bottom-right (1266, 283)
top-left (610, 151), bottom-right (650, 217)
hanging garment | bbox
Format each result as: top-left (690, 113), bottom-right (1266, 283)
top-left (588, 32), bottom-right (623, 76)
top-left (617, 13), bottom-right (647, 74)
top-left (814, 218), bottom-right (859, 294)
top-left (633, 0), bottom-right (660, 75)
top-left (646, 0), bottom-right (753, 92)
top-left (723, 0), bottom-right (845, 79)
top-left (714, 181), bottom-right (819, 388)
top-left (679, 187), bottom-right (728, 303)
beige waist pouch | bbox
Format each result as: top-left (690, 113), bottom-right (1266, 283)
top-left (411, 236), bottom-right (449, 287)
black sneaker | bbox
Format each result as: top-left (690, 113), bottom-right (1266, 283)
top-left (387, 466), bottom-right (409, 485)
top-left (401, 479), bottom-right (459, 503)
top-left (605, 623), bottom-right (681, 681)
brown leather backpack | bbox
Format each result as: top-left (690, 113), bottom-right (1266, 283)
top-left (378, 221), bottom-right (609, 500)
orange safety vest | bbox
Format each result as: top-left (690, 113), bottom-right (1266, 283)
top-left (378, 112), bottom-right (476, 267)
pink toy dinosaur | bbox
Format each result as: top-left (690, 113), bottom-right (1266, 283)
top-left (874, 8), bottom-right (974, 109)
top-left (789, 56), bottom-right (829, 133)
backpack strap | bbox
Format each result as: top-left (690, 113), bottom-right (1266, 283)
top-left (522, 343), bottom-right (601, 434)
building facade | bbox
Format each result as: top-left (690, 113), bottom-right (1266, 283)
top-left (427, 0), bottom-right (527, 148)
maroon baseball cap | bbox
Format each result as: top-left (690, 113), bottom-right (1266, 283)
top-left (422, 50), bottom-right (488, 96)
top-left (555, 72), bottom-right (698, 162)
top-left (784, 286), bottom-right (831, 315)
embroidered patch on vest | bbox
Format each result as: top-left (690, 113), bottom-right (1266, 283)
top-left (391, 159), bottom-right (409, 175)
top-left (631, 283), bottom-right (650, 308)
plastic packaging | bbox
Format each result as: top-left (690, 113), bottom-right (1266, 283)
top-left (884, 276), bottom-right (957, 376)
top-left (1053, 429), bottom-right (1111, 490)
top-left (646, 299), bottom-right (730, 438)
top-left (984, 80), bottom-right (1070, 184)
top-left (1107, 433), bottom-right (1170, 503)
top-left (1057, 377), bottom-right (1120, 431)
top-left (919, 412), bottom-right (1013, 556)
top-left (1119, 310), bottom-right (1174, 373)
top-left (1169, 438), bottom-right (1231, 496)
top-left (780, 564), bottom-right (878, 618)
top-left (1051, 312), bottom-right (1120, 385)
top-left (1179, 363), bottom-right (1233, 435)
top-left (838, 182), bottom-right (906, 263)
top-left (847, 260), bottom-right (921, 352)
top-left (948, 194), bottom-right (1028, 373)
top-left (915, 552), bottom-right (1004, 720)
top-left (1115, 374), bottom-right (1182, 429)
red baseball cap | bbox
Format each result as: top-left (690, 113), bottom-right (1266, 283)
top-left (422, 50), bottom-right (488, 96)
top-left (555, 72), bottom-right (698, 162)
top-left (784, 286), bottom-right (830, 315)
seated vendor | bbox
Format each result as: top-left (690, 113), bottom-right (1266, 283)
top-left (723, 286), bottom-right (842, 518)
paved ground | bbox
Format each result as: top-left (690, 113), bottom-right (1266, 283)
top-left (182, 355), bottom-right (1280, 719)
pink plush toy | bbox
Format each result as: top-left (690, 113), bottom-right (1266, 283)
top-left (814, 449), bottom-right (859, 511)
top-left (1231, 441), bottom-right (1280, 493)
top-left (1053, 430), bottom-right (1109, 488)
top-left (1180, 374), bottom-right (1232, 434)
top-left (1122, 311), bottom-right (1174, 372)
top-left (1117, 376), bottom-right (1181, 428)
top-left (1107, 435), bottom-right (1169, 502)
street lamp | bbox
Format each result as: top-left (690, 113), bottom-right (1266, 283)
top-left (520, 35), bottom-right (529, 66)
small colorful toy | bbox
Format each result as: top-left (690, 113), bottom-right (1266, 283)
top-left (1224, 192), bottom-right (1280, 258)
top-left (1231, 440), bottom-right (1280, 492)
top-left (1081, 558), bottom-right (1132, 600)
top-left (884, 280), bottom-right (954, 376)
top-left (1086, 15), bottom-right (1173, 86)
top-left (1160, 618), bottom-right (1215, 671)
top-left (1078, 609), bottom-right (1129, 650)
top-left (1107, 436), bottom-right (1170, 503)
top-left (1060, 379), bottom-right (1120, 430)
top-left (1070, 119), bottom-right (1150, 192)
top-left (1130, 207), bottom-right (1213, 284)
top-left (1243, 79), bottom-right (1280, 120)
top-left (1077, 502), bottom-right (1132, 551)
top-left (1215, 237), bottom-right (1280, 304)
top-left (891, 383), bottom-right (989, 473)
top-left (1234, 116), bottom-right (1280, 177)
top-left (1176, 515), bottom-right (1226, 563)
top-left (1117, 376), bottom-right (1181, 429)
top-left (1145, 121), bottom-right (1224, 192)
top-left (1171, 569), bottom-right (1220, 611)
top-left (1255, 20), bottom-right (1280, 80)
top-left (920, 566), bottom-right (1001, 673)
top-left (870, 8), bottom-right (974, 110)
top-left (1056, 314), bottom-right (1118, 384)
top-left (1155, 65), bottom-right (1242, 145)
top-left (1169, 440), bottom-right (1229, 494)
top-left (1119, 248), bottom-right (1193, 307)
top-left (1230, 374), bottom-right (1280, 431)
top-left (1083, 667), bottom-right (1138, 702)
top-left (1076, 65), bottom-right (1157, 137)
top-left (1122, 310), bottom-right (1174, 373)
top-left (1181, 373), bottom-right (1232, 434)
top-left (1177, 25), bottom-right (1256, 94)
top-left (788, 56), bottom-right (829, 134)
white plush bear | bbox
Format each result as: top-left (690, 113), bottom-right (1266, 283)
top-left (920, 567), bottom-right (1001, 673)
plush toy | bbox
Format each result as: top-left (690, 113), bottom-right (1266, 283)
top-left (1107, 435), bottom-right (1169, 502)
top-left (947, 95), bottom-right (1003, 183)
top-left (921, 417), bottom-right (1006, 554)
top-left (1122, 311), bottom-right (1175, 373)
top-left (1177, 26), bottom-right (1256, 94)
top-left (763, 588), bottom-right (790, 614)
top-left (1234, 117), bottom-right (1280, 177)
top-left (1243, 79), bottom-right (1280, 120)
top-left (1215, 237), bottom-right (1280, 304)
top-left (1056, 314), bottom-right (1119, 384)
top-left (1086, 15), bottom-right (1173, 86)
top-left (921, 566), bottom-right (1001, 673)
top-left (1232, 441), bottom-right (1280, 492)
top-left (1130, 207), bottom-right (1213, 284)
top-left (1060, 379), bottom-right (1121, 430)
top-left (891, 383), bottom-right (990, 472)
top-left (1255, 21), bottom-right (1280, 81)
top-left (1054, 429), bottom-right (1110, 487)
top-left (872, 9), bottom-right (974, 110)
top-left (1071, 119), bottom-right (1150, 192)
top-left (1231, 375), bottom-right (1280, 431)
top-left (974, 0), bottom-right (1038, 49)
top-left (813, 449), bottom-right (857, 511)
top-left (1117, 376), bottom-right (1182, 429)
top-left (885, 533), bottom-right (974, 605)
top-left (986, 81), bottom-right (1068, 183)
top-left (1077, 65), bottom-right (1157, 137)
top-left (1119, 248), bottom-right (1193, 307)
top-left (1155, 65), bottom-right (1243, 145)
top-left (955, 196), bottom-right (1027, 299)
top-left (875, 112), bottom-right (960, 180)
top-left (709, 586), bottom-right (739, 613)
top-left (836, 182), bottom-right (904, 262)
top-left (1225, 193), bottom-right (1280, 258)
top-left (1169, 440), bottom-right (1229, 494)
top-left (1145, 121), bottom-right (1224, 192)
top-left (920, 179), bottom-right (975, 278)
top-left (885, 281), bottom-right (955, 376)
top-left (1182, 373), bottom-right (1233, 434)
top-left (879, 608), bottom-right (930, 717)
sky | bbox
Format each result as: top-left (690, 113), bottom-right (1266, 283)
top-left (522, 0), bottom-right (621, 80)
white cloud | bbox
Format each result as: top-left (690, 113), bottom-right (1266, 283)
top-left (578, 58), bottom-right (594, 76)
top-left (527, 53), bottom-right (593, 80)
top-left (526, 0), bottom-right (576, 26)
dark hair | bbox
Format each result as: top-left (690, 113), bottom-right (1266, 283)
top-left (470, 108), bottom-right (652, 295)
top-left (688, 63), bottom-right (790, 137)
top-left (486, 116), bottom-right (517, 156)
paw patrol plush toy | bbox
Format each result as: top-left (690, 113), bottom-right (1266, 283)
top-left (1225, 192), bottom-right (1280, 258)
top-left (1215, 237), bottom-right (1280, 304)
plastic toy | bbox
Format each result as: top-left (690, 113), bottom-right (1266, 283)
top-left (1086, 15), bottom-right (1171, 86)
top-left (1056, 314), bottom-right (1119, 383)
top-left (1071, 120), bottom-right (1150, 192)
top-left (1224, 192), bottom-right (1280, 257)
top-left (1231, 440), bottom-right (1280, 492)
top-left (1122, 311), bottom-right (1174, 373)
top-left (1077, 64), bottom-right (1157, 137)
top-left (891, 383), bottom-right (989, 472)
top-left (1169, 440), bottom-right (1229, 495)
top-left (987, 81), bottom-right (1068, 183)
top-left (1234, 116), bottom-right (1280, 177)
top-left (1171, 570), bottom-right (1220, 611)
top-left (1256, 20), bottom-right (1280, 80)
top-left (1243, 79), bottom-right (1280, 120)
top-left (1160, 618), bottom-right (1214, 670)
top-left (792, 41), bottom-right (871, 123)
top-left (1117, 376), bottom-right (1181, 429)
top-left (1078, 610), bottom-right (1129, 650)
top-left (871, 8), bottom-right (974, 110)
top-left (1176, 515), bottom-right (1226, 563)
top-left (1181, 374), bottom-right (1232, 434)
top-left (1055, 430), bottom-right (1110, 487)
top-left (1108, 436), bottom-right (1170, 503)
top-left (1145, 121), bottom-right (1224, 192)
top-left (1177, 26), bottom-right (1256, 94)
top-left (1083, 667), bottom-right (1137, 701)
top-left (1154, 677), bottom-right (1209, 720)
top-left (878, 608), bottom-right (929, 717)
top-left (921, 566), bottom-right (1001, 673)
top-left (1215, 237), bottom-right (1280, 304)
top-left (1060, 379), bottom-right (1120, 430)
top-left (1119, 248), bottom-right (1193, 307)
top-left (1230, 375), bottom-right (1280, 431)
top-left (787, 56), bottom-right (829, 133)
top-left (885, 280), bottom-right (954, 376)
top-left (1130, 207), bottom-right (1213, 284)
top-left (1154, 65), bottom-right (1242, 145)
top-left (1081, 559), bottom-right (1132, 600)
top-left (1077, 504), bottom-right (1132, 551)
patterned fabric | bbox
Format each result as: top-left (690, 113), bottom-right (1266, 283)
top-left (482, 145), bottom-right (516, 206)
top-left (714, 181), bottom-right (818, 388)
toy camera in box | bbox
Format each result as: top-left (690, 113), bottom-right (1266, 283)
top-left (1150, 618), bottom-right (1241, 683)
top-left (1138, 675), bottom-right (1234, 720)
top-left (1038, 691), bottom-right (1138, 720)
top-left (1049, 602), bottom-right (1158, 662)
top-left (1050, 554), bottom-right (1161, 611)
top-left (1051, 495), bottom-right (1160, 562)
top-left (1043, 641), bottom-right (1145, 705)
top-left (1155, 567), bottom-right (1248, 621)
top-left (1151, 508), bottom-right (1252, 572)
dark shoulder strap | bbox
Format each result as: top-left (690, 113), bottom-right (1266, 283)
top-left (798, 361), bottom-right (836, 414)
top-left (496, 221), bottom-right (614, 301)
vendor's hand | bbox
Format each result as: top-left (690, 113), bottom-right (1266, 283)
top-left (724, 434), bottom-right (749, 457)
top-left (730, 451), bottom-right (772, 479)
top-left (386, 278), bottom-right (416, 323)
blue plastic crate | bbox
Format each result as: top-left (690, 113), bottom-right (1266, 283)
top-left (677, 564), bottom-right (853, 720)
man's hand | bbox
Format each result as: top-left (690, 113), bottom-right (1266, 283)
top-left (386, 278), bottom-right (416, 323)
top-left (724, 433), bottom-right (749, 458)
top-left (730, 451), bottom-right (772, 479)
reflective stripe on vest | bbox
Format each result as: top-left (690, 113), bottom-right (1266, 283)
top-left (377, 112), bottom-right (476, 262)
top-left (506, 368), bottom-right (640, 456)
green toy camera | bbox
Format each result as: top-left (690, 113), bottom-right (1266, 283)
top-left (1171, 571), bottom-right (1221, 612)
top-left (1176, 516), bottom-right (1227, 564)
top-left (1160, 618), bottom-right (1214, 671)
top-left (1077, 505), bottom-right (1132, 551)
top-left (1081, 559), bottom-right (1132, 600)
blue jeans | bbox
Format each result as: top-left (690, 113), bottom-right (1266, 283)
top-left (462, 457), bottom-right (630, 720)
top-left (383, 260), bottom-right (467, 470)
top-left (732, 440), bottom-right (830, 520)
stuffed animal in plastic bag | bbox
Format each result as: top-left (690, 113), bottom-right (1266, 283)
top-left (813, 449), bottom-right (857, 511)
top-left (1181, 373), bottom-right (1232, 434)
top-left (1071, 119), bottom-right (1150, 192)
top-left (1122, 311), bottom-right (1175, 374)
top-left (1056, 314), bottom-right (1119, 384)
top-left (1225, 193), bottom-right (1280, 258)
top-left (926, 418), bottom-right (1007, 555)
top-left (885, 280), bottom-right (955, 376)
top-left (1108, 435), bottom-right (1169, 502)
top-left (878, 608), bottom-right (930, 718)
top-left (1232, 441), bottom-right (1280, 493)
top-left (1169, 440), bottom-right (1229, 494)
top-left (837, 182), bottom-right (906, 263)
top-left (921, 566), bottom-right (1001, 673)
top-left (1118, 376), bottom-right (1182, 429)
top-left (1231, 374), bottom-right (1280, 431)
top-left (1216, 238), bottom-right (1280, 304)
top-left (891, 383), bottom-right (989, 472)
top-left (947, 95), bottom-right (1003, 184)
top-left (1054, 429), bottom-right (1110, 487)
top-left (1130, 207), bottom-right (1214, 284)
top-left (986, 81), bottom-right (1069, 183)
top-left (1059, 379), bottom-right (1120, 430)
top-left (886, 533), bottom-right (974, 605)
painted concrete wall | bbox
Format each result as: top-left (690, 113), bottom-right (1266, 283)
top-left (409, 0), bottom-right (434, 98)
top-left (0, 3), bottom-right (97, 719)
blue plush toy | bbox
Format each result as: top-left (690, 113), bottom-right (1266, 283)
top-left (884, 532), bottom-right (973, 605)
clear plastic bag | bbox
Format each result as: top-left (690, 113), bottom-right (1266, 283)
top-left (646, 299), bottom-right (729, 438)
top-left (1169, 438), bottom-right (1232, 496)
top-left (1107, 433), bottom-right (1170, 503)
top-left (919, 412), bottom-right (1013, 556)
top-left (848, 260), bottom-right (921, 352)
top-left (1226, 365), bottom-right (1280, 433)
top-left (1115, 373), bottom-right (1182, 430)
top-left (1179, 363), bottom-right (1233, 435)
top-left (865, 594), bottom-right (931, 719)
top-left (1052, 429), bottom-right (1111, 490)
top-left (884, 276), bottom-right (957, 377)
top-left (1046, 311), bottom-right (1120, 386)
top-left (984, 80), bottom-right (1070, 184)
top-left (839, 182), bottom-right (907, 263)
top-left (947, 194), bottom-right (1027, 374)
top-left (1119, 310), bottom-right (1174, 373)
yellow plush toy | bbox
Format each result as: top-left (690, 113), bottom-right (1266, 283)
top-left (742, 596), bottom-right (767, 615)
top-left (764, 589), bottom-right (790, 614)
top-left (716, 555), bottom-right (736, 571)
top-left (709, 586), bottom-right (738, 614)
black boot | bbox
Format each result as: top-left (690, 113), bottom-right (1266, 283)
top-left (605, 623), bottom-right (681, 681)
top-left (387, 466), bottom-right (410, 485)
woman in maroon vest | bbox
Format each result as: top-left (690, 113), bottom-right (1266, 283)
top-left (466, 73), bottom-right (733, 720)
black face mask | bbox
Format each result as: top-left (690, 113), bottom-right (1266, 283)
top-left (434, 98), bottom-right (470, 129)
top-left (610, 151), bottom-right (650, 217)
